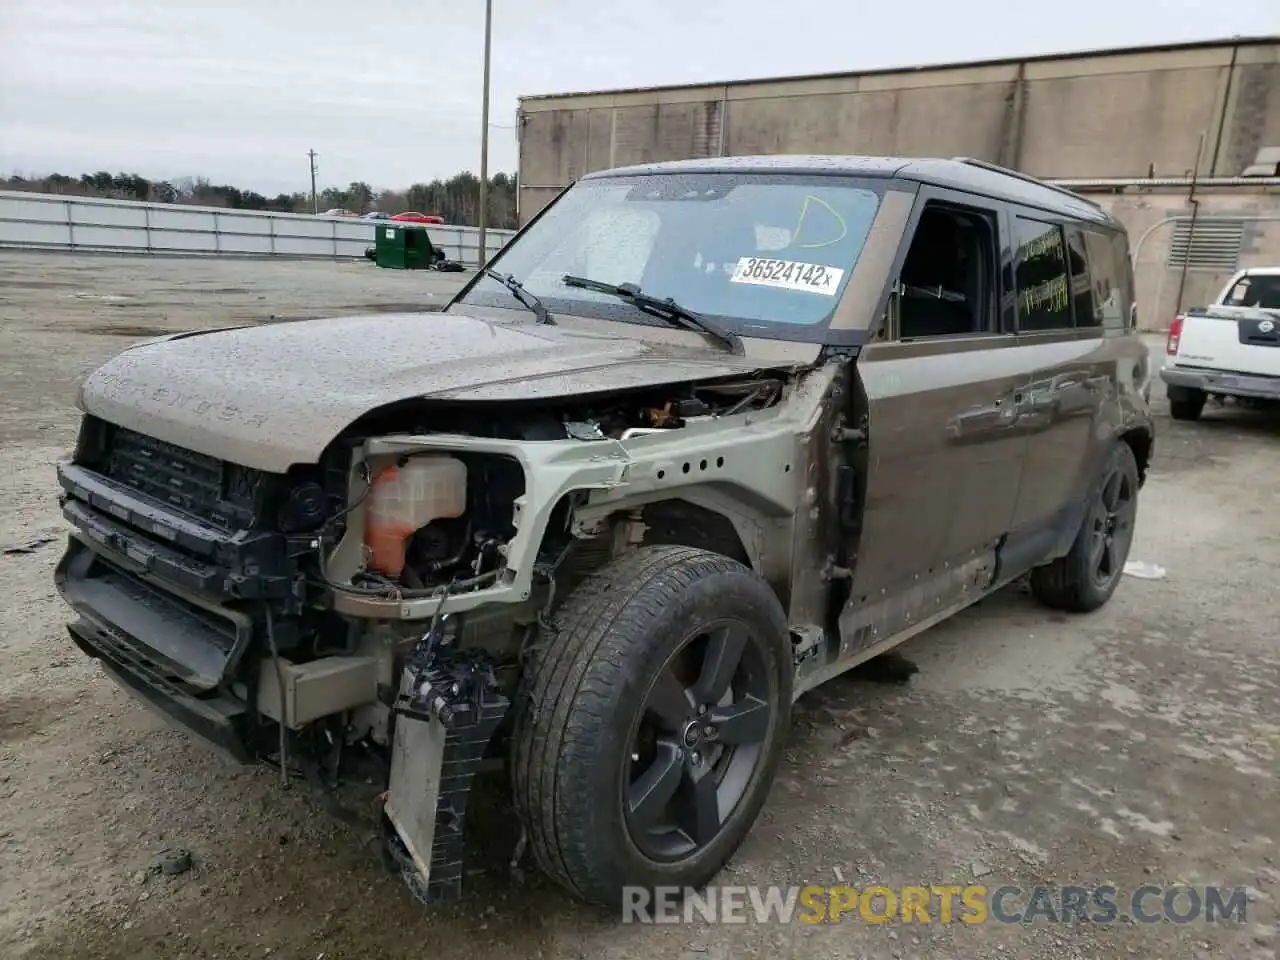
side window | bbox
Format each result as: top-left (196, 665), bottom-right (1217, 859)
top-left (1082, 229), bottom-right (1133, 332)
top-left (1222, 274), bottom-right (1280, 309)
top-left (1066, 229), bottom-right (1097, 328)
top-left (1013, 217), bottom-right (1072, 332)
top-left (895, 201), bottom-right (998, 340)
top-left (1224, 277), bottom-right (1251, 304)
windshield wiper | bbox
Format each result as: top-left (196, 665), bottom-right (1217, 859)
top-left (561, 275), bottom-right (743, 355)
top-left (483, 268), bottom-right (554, 325)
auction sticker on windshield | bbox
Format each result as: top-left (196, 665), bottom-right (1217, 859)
top-left (730, 257), bottom-right (845, 296)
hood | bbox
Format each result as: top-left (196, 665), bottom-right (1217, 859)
top-left (78, 311), bottom-right (777, 473)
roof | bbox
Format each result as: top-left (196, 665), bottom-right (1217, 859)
top-left (581, 155), bottom-right (1117, 225)
top-left (518, 35), bottom-right (1279, 103)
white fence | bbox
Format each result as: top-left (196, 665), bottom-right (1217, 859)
top-left (0, 190), bottom-right (515, 265)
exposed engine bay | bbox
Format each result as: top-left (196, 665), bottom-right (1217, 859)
top-left (332, 374), bottom-right (784, 598)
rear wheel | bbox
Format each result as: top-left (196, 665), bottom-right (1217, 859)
top-left (1168, 386), bottom-right (1206, 421)
top-left (511, 545), bottom-right (791, 908)
top-left (1030, 442), bottom-right (1140, 613)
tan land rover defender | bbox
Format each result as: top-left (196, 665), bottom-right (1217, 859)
top-left (54, 155), bottom-right (1153, 908)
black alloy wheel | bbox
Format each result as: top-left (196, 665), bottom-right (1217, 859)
top-left (623, 619), bottom-right (774, 861)
top-left (1030, 441), bottom-right (1142, 613)
top-left (1089, 461), bottom-right (1137, 591)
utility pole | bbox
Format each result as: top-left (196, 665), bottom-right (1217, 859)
top-left (477, 0), bottom-right (493, 266)
top-left (307, 149), bottom-right (319, 214)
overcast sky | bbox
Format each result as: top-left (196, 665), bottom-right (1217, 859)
top-left (1, 0), bottom-right (1276, 196)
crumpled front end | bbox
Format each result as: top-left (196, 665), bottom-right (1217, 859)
top-left (54, 357), bottom-right (830, 905)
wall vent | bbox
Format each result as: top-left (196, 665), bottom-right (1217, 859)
top-left (1165, 219), bottom-right (1244, 271)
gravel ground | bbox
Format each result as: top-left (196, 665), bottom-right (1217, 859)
top-left (0, 250), bottom-right (1277, 960)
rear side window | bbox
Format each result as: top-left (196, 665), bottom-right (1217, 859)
top-left (1082, 229), bottom-right (1134, 331)
top-left (1013, 217), bottom-right (1072, 331)
top-left (1066, 229), bottom-right (1097, 328)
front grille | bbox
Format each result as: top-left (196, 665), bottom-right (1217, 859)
top-left (63, 418), bottom-right (327, 603)
top-left (99, 425), bottom-right (262, 529)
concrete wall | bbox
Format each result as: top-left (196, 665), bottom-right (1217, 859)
top-left (516, 38), bottom-right (1280, 223)
top-left (1096, 188), bottom-right (1280, 330)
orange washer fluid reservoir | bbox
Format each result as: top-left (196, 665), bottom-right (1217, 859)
top-left (363, 457), bottom-right (468, 578)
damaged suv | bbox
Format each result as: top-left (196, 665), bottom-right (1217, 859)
top-left (54, 155), bottom-right (1152, 908)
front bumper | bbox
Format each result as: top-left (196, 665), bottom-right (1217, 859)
top-left (1161, 365), bottom-right (1280, 400)
top-left (55, 533), bottom-right (257, 760)
top-left (54, 449), bottom-right (274, 759)
top-left (65, 613), bottom-right (252, 761)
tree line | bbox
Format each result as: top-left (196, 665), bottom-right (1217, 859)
top-left (0, 170), bottom-right (519, 229)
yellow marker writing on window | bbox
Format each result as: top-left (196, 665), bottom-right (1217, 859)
top-left (792, 195), bottom-right (848, 249)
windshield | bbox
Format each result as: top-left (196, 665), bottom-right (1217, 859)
top-left (458, 172), bottom-right (884, 341)
top-left (1223, 274), bottom-right (1280, 310)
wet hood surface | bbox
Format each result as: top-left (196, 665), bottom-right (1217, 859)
top-left (79, 311), bottom-right (774, 472)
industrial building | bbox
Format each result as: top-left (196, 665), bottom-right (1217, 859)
top-left (516, 37), bottom-right (1280, 330)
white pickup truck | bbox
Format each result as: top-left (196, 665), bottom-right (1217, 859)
top-left (1161, 266), bottom-right (1280, 420)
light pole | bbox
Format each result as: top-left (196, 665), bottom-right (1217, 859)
top-left (477, 0), bottom-right (493, 267)
top-left (307, 149), bottom-right (318, 214)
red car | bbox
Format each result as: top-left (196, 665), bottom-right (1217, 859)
top-left (390, 212), bottom-right (445, 224)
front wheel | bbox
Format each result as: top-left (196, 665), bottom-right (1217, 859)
top-left (511, 546), bottom-right (792, 908)
top-left (1030, 442), bottom-right (1140, 613)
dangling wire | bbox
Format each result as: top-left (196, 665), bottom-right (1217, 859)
top-left (261, 603), bottom-right (290, 790)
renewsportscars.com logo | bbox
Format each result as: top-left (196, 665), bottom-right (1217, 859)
top-left (622, 884), bottom-right (1251, 926)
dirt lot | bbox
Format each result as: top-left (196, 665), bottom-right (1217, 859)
top-left (1, 250), bottom-right (1277, 960)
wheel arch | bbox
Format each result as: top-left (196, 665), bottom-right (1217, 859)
top-left (634, 498), bottom-right (752, 566)
top-left (547, 488), bottom-right (795, 611)
top-left (579, 484), bottom-right (790, 563)
top-left (1118, 424), bottom-right (1153, 487)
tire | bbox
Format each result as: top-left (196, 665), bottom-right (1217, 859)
top-left (511, 545), bottom-right (792, 908)
top-left (1168, 387), bottom-right (1205, 421)
top-left (1030, 442), bottom-right (1140, 613)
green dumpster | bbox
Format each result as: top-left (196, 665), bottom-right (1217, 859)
top-left (374, 223), bottom-right (438, 270)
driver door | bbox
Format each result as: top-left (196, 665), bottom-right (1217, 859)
top-left (838, 189), bottom-right (1030, 656)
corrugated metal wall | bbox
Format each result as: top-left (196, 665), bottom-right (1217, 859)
top-left (0, 191), bottom-right (515, 265)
